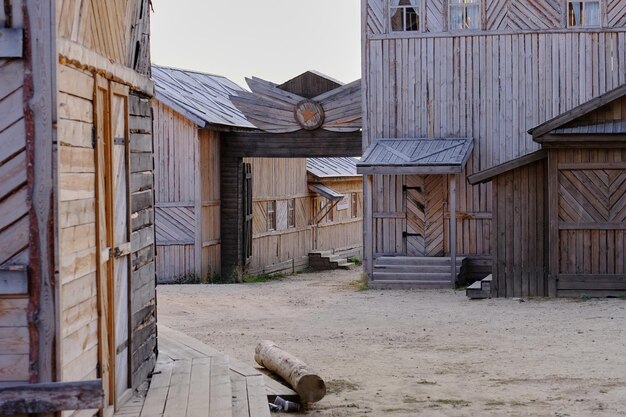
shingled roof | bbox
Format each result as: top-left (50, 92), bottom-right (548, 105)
top-left (152, 65), bottom-right (255, 129)
top-left (307, 157), bottom-right (360, 179)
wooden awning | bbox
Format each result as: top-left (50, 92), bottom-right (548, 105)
top-left (308, 183), bottom-right (344, 201)
top-left (356, 138), bottom-right (473, 175)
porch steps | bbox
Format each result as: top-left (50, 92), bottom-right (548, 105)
top-left (308, 250), bottom-right (354, 270)
top-left (370, 257), bottom-right (466, 289)
top-left (115, 326), bottom-right (298, 417)
top-left (466, 274), bottom-right (492, 299)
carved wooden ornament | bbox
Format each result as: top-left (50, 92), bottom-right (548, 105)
top-left (294, 100), bottom-right (325, 130)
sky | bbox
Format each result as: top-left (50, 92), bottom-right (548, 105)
top-left (150, 0), bottom-right (362, 89)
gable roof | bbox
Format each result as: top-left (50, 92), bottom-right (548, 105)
top-left (357, 138), bottom-right (473, 175)
top-left (529, 83), bottom-right (626, 139)
top-left (307, 157), bottom-right (360, 179)
top-left (278, 70), bottom-right (344, 98)
top-left (152, 65), bottom-right (255, 130)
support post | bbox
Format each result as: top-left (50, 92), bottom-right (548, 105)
top-left (364, 174), bottom-right (374, 277)
top-left (449, 175), bottom-right (457, 287)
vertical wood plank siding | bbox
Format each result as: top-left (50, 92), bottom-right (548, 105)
top-left (152, 101), bottom-right (199, 282)
top-left (199, 130), bottom-right (221, 278)
top-left (363, 14), bottom-right (626, 259)
top-left (128, 92), bottom-right (156, 389)
top-left (492, 159), bottom-right (548, 297)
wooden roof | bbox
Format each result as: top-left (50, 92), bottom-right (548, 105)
top-left (155, 207), bottom-right (195, 245)
top-left (467, 150), bottom-right (547, 185)
top-left (152, 65), bottom-right (255, 129)
top-left (357, 138), bottom-right (473, 175)
top-left (307, 157), bottom-right (360, 179)
top-left (530, 83), bottom-right (626, 139)
top-left (278, 71), bottom-right (344, 99)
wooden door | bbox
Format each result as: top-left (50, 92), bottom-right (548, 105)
top-left (404, 175), bottom-right (446, 257)
top-left (111, 83), bottom-right (132, 403)
top-left (404, 176), bottom-right (426, 256)
top-left (242, 163), bottom-right (253, 265)
top-left (95, 76), bottom-right (113, 408)
top-left (95, 78), bottom-right (132, 409)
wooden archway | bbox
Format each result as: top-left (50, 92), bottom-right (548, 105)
top-left (221, 72), bottom-right (362, 278)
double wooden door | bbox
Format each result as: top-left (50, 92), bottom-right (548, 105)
top-left (404, 175), bottom-right (446, 257)
top-left (95, 76), bottom-right (132, 408)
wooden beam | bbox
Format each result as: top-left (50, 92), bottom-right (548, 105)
top-left (222, 131), bottom-right (362, 158)
top-left (364, 175), bottom-right (373, 277)
top-left (24, 0), bottom-right (56, 388)
top-left (0, 380), bottom-right (104, 414)
top-left (58, 39), bottom-right (154, 96)
top-left (467, 150), bottom-right (547, 185)
top-left (357, 164), bottom-right (465, 175)
top-left (0, 28), bottom-right (22, 58)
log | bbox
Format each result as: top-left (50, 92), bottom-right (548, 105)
top-left (255, 340), bottom-right (326, 403)
top-left (0, 380), bottom-right (104, 414)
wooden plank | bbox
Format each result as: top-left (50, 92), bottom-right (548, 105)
top-left (209, 355), bottom-right (233, 417)
top-left (0, 380), bottom-right (103, 414)
top-left (0, 298), bottom-right (28, 327)
top-left (0, 267), bottom-right (28, 295)
top-left (0, 29), bottom-right (22, 58)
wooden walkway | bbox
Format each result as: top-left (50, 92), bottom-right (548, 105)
top-left (114, 326), bottom-right (298, 417)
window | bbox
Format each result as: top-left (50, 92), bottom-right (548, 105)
top-left (267, 201), bottom-right (276, 231)
top-left (449, 0), bottom-right (480, 30)
top-left (287, 199), bottom-right (296, 228)
top-left (567, 1), bottom-right (600, 27)
top-left (390, 0), bottom-right (421, 32)
top-left (351, 193), bottom-right (358, 218)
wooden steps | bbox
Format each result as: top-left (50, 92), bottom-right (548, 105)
top-left (370, 257), bottom-right (466, 289)
top-left (308, 251), bottom-right (354, 270)
top-left (466, 274), bottom-right (492, 299)
top-left (114, 326), bottom-right (298, 417)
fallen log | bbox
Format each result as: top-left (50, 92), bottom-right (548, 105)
top-left (255, 340), bottom-right (326, 403)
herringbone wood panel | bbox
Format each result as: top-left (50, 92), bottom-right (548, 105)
top-left (559, 169), bottom-right (626, 223)
top-left (405, 175), bottom-right (445, 256)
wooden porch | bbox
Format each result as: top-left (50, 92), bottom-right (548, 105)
top-left (114, 326), bottom-right (298, 417)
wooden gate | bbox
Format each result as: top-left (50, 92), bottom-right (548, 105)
top-left (95, 77), bottom-right (132, 407)
top-left (404, 175), bottom-right (446, 257)
top-left (556, 163), bottom-right (626, 295)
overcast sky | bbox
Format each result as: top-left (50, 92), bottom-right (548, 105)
top-left (150, 1), bottom-right (362, 88)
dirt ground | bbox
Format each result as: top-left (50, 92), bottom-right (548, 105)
top-left (157, 268), bottom-right (626, 417)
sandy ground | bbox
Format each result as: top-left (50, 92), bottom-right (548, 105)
top-left (157, 268), bottom-right (626, 417)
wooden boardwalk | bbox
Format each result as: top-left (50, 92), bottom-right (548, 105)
top-left (114, 326), bottom-right (298, 417)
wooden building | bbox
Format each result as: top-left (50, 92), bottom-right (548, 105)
top-left (359, 0), bottom-right (626, 289)
top-left (151, 65), bottom-right (255, 283)
top-left (469, 84), bottom-right (626, 298)
top-left (0, 0), bottom-right (157, 415)
top-left (152, 67), bottom-right (363, 281)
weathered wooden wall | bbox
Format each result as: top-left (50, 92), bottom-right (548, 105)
top-left (153, 101), bottom-right (199, 282)
top-left (128, 92), bottom-right (156, 389)
top-left (363, 0), bottom-right (626, 261)
top-left (552, 148), bottom-right (626, 297)
top-left (366, 0), bottom-right (626, 34)
top-left (492, 159), bottom-right (548, 297)
top-left (314, 179), bottom-right (363, 256)
top-left (245, 158), bottom-right (312, 275)
top-left (199, 129), bottom-right (221, 278)
top-left (57, 0), bottom-right (151, 73)
top-left (0, 2), bottom-right (29, 388)
top-left (57, 65), bottom-right (99, 399)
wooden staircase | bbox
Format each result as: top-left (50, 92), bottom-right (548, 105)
top-left (114, 326), bottom-right (298, 417)
top-left (370, 256), bottom-right (465, 289)
top-left (466, 274), bottom-right (492, 299)
top-left (308, 250), bottom-right (354, 270)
